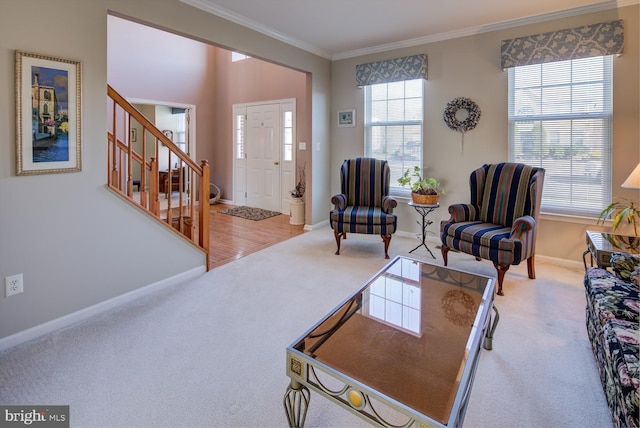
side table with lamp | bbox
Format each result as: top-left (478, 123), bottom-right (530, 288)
top-left (586, 161), bottom-right (640, 270)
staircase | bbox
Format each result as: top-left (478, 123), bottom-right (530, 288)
top-left (107, 85), bottom-right (210, 269)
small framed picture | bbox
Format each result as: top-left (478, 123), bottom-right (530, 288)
top-left (16, 51), bottom-right (82, 175)
top-left (337, 109), bottom-right (356, 127)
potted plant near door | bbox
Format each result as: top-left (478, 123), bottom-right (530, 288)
top-left (398, 166), bottom-right (445, 205)
top-left (290, 164), bottom-right (305, 225)
top-left (291, 164), bottom-right (305, 199)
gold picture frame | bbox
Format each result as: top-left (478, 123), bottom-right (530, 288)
top-left (15, 51), bottom-right (82, 175)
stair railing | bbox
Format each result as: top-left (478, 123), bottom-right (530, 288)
top-left (107, 85), bottom-right (210, 269)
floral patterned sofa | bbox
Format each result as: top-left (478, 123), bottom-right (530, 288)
top-left (584, 253), bottom-right (639, 428)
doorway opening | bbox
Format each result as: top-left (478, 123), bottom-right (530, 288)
top-left (108, 13), bottom-right (310, 221)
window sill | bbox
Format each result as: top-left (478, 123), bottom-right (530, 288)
top-left (392, 194), bottom-right (412, 204)
top-left (539, 212), bottom-right (601, 226)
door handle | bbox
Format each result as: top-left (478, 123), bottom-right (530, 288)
top-left (274, 161), bottom-right (280, 165)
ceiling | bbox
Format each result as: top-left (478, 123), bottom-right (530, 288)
top-left (180, 0), bottom-right (632, 59)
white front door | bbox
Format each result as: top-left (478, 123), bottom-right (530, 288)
top-left (233, 100), bottom-right (296, 213)
top-left (246, 104), bottom-right (281, 211)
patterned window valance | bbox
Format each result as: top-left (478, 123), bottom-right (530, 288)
top-left (501, 19), bottom-right (624, 69)
top-left (356, 54), bottom-right (427, 87)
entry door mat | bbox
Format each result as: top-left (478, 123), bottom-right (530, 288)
top-left (218, 206), bottom-right (282, 221)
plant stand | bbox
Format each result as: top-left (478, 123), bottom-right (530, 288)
top-left (408, 201), bottom-right (439, 258)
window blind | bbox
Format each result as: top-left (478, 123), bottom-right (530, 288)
top-left (365, 79), bottom-right (424, 194)
top-left (508, 56), bottom-right (613, 216)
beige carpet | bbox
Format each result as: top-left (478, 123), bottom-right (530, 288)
top-left (0, 229), bottom-right (612, 427)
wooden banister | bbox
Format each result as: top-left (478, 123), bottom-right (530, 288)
top-left (107, 84), bottom-right (210, 270)
top-left (107, 86), bottom-right (201, 171)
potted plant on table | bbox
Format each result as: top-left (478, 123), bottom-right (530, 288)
top-left (398, 166), bottom-right (445, 205)
top-left (597, 198), bottom-right (640, 237)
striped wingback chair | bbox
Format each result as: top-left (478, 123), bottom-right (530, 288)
top-left (440, 163), bottom-right (545, 295)
top-left (330, 158), bottom-right (398, 259)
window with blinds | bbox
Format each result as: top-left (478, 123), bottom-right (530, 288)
top-left (364, 79), bottom-right (424, 195)
top-left (508, 56), bottom-right (613, 217)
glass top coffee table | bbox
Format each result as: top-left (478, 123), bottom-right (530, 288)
top-left (283, 256), bottom-right (499, 427)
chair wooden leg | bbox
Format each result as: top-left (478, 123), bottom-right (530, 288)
top-left (527, 255), bottom-right (536, 279)
top-left (492, 262), bottom-right (511, 296)
top-left (441, 245), bottom-right (450, 266)
top-left (382, 235), bottom-right (392, 259)
top-left (334, 231), bottom-right (343, 255)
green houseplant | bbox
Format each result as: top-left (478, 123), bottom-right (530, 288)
top-left (597, 198), bottom-right (640, 237)
top-left (398, 166), bottom-right (444, 204)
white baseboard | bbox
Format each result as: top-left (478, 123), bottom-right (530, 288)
top-left (0, 267), bottom-right (205, 353)
top-left (306, 219), bottom-right (329, 230)
top-left (537, 254), bottom-right (584, 271)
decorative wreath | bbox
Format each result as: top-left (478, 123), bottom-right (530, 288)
top-left (441, 290), bottom-right (476, 327)
top-left (443, 97), bottom-right (481, 133)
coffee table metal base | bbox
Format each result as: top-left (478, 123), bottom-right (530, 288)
top-left (283, 380), bottom-right (310, 428)
top-left (283, 257), bottom-right (500, 428)
top-left (283, 305), bottom-right (500, 428)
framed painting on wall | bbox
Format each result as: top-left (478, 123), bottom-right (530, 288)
top-left (337, 109), bottom-right (356, 127)
top-left (15, 51), bottom-right (82, 175)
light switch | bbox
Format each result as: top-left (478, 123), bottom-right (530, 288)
top-left (298, 142), bottom-right (307, 150)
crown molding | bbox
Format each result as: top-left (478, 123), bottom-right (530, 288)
top-left (181, 0), bottom-right (638, 61)
top-left (179, 0), bottom-right (332, 59)
top-left (333, 0), bottom-right (637, 60)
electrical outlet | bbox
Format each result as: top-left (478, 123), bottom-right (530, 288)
top-left (5, 273), bottom-right (24, 297)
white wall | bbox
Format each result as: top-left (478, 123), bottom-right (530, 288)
top-left (331, 5), bottom-right (639, 263)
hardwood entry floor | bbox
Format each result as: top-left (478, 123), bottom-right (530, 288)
top-left (208, 203), bottom-right (306, 269)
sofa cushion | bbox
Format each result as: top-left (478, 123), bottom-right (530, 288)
top-left (329, 206), bottom-right (397, 235)
top-left (632, 267), bottom-right (640, 286)
top-left (330, 206), bottom-right (397, 226)
top-left (600, 318), bottom-right (640, 428)
top-left (584, 265), bottom-right (640, 428)
top-left (610, 253), bottom-right (640, 282)
top-left (585, 268), bottom-right (640, 325)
